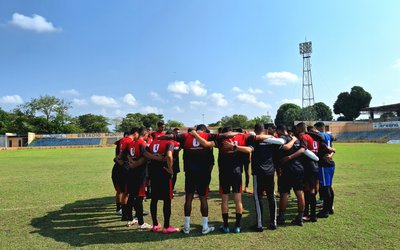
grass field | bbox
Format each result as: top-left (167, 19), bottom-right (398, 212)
top-left (0, 143), bottom-right (399, 249)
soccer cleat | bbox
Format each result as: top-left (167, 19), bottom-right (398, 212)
top-left (182, 226), bottom-right (190, 234)
top-left (317, 211), bottom-right (329, 218)
top-left (277, 215), bottom-right (285, 225)
top-left (162, 226), bottom-right (180, 234)
top-left (310, 216), bottom-right (317, 223)
top-left (137, 222), bottom-right (152, 230)
top-left (269, 223), bottom-right (277, 230)
top-left (127, 218), bottom-right (138, 227)
top-left (292, 216), bottom-right (304, 227)
top-left (202, 226), bottom-right (215, 235)
top-left (233, 227), bottom-right (241, 233)
top-left (115, 209), bottom-right (122, 215)
top-left (152, 222), bottom-right (161, 232)
top-left (220, 225), bottom-right (230, 233)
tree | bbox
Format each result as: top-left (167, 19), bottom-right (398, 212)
top-left (220, 114), bottom-right (249, 128)
top-left (380, 112), bottom-right (395, 121)
top-left (248, 115), bottom-right (273, 128)
top-left (208, 121), bottom-right (222, 127)
top-left (22, 95), bottom-right (71, 133)
top-left (275, 103), bottom-right (301, 126)
top-left (333, 86), bottom-right (372, 121)
top-left (77, 114), bottom-right (110, 133)
top-left (116, 113), bottom-right (164, 132)
top-left (166, 120), bottom-right (184, 128)
top-left (298, 106), bottom-right (317, 121)
top-left (313, 102), bottom-right (333, 121)
top-left (0, 108), bottom-right (11, 134)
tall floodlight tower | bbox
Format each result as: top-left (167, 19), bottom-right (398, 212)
top-left (299, 41), bottom-right (315, 108)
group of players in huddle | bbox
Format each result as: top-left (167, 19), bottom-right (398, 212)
top-left (111, 120), bottom-right (336, 234)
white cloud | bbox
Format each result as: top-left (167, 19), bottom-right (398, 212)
top-left (173, 106), bottom-right (184, 113)
top-left (167, 80), bottom-right (207, 96)
top-left (122, 93), bottom-right (137, 106)
top-left (167, 81), bottom-right (189, 94)
top-left (91, 95), bottom-right (119, 108)
top-left (150, 91), bottom-right (167, 103)
top-left (60, 89), bottom-right (79, 96)
top-left (209, 92), bottom-right (228, 107)
top-left (263, 71), bottom-right (299, 86)
top-left (393, 58), bottom-right (400, 69)
top-left (237, 93), bottom-right (271, 109)
top-left (72, 98), bottom-right (87, 106)
top-left (189, 100), bottom-right (207, 109)
top-left (248, 87), bottom-right (264, 94)
top-left (232, 86), bottom-right (242, 92)
top-left (0, 95), bottom-right (23, 105)
top-left (173, 94), bottom-right (182, 99)
top-left (9, 13), bottom-right (61, 33)
top-left (280, 98), bottom-right (302, 106)
top-left (189, 80), bottom-right (207, 96)
top-left (140, 106), bottom-right (162, 114)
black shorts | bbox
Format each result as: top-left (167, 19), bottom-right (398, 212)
top-left (185, 171), bottom-right (211, 197)
top-left (127, 168), bottom-right (146, 197)
top-left (118, 164), bottom-right (130, 193)
top-left (219, 171), bottom-right (242, 194)
top-left (151, 168), bottom-right (173, 200)
top-left (253, 174), bottom-right (274, 196)
top-left (303, 171), bottom-right (318, 191)
top-left (279, 168), bottom-right (304, 193)
top-left (111, 164), bottom-right (122, 192)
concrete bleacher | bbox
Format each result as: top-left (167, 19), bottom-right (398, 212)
top-left (29, 138), bottom-right (102, 147)
top-left (336, 129), bottom-right (400, 142)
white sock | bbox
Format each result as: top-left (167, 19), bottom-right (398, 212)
top-left (184, 216), bottom-right (190, 228)
top-left (202, 216), bottom-right (208, 229)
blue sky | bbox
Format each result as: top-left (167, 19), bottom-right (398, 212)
top-left (0, 1), bottom-right (399, 126)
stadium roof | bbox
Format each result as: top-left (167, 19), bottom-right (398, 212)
top-left (361, 103), bottom-right (400, 113)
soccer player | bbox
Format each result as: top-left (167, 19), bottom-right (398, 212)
top-left (117, 128), bottom-right (137, 222)
top-left (295, 122), bottom-right (319, 222)
top-left (276, 124), bottom-right (305, 226)
top-left (193, 127), bottom-right (250, 233)
top-left (244, 124), bottom-right (279, 231)
top-left (314, 122), bottom-right (336, 217)
top-left (126, 127), bottom-right (152, 230)
top-left (145, 130), bottom-right (179, 233)
top-left (152, 121), bottom-right (166, 140)
top-left (159, 124), bottom-right (215, 235)
top-left (112, 131), bottom-right (129, 215)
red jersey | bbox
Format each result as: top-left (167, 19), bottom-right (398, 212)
top-left (175, 132), bottom-right (215, 171)
top-left (152, 131), bottom-right (166, 140)
top-left (216, 133), bottom-right (249, 168)
top-left (299, 133), bottom-right (319, 153)
top-left (119, 137), bottom-right (133, 154)
top-left (128, 138), bottom-right (147, 160)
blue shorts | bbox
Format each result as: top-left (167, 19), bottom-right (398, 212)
top-left (318, 165), bottom-right (335, 187)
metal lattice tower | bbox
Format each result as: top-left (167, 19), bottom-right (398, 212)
top-left (299, 41), bottom-right (315, 108)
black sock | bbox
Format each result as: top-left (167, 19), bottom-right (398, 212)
top-left (267, 194), bottom-right (277, 224)
top-left (163, 199), bottom-right (171, 228)
top-left (127, 196), bottom-right (135, 221)
top-left (297, 210), bottom-right (304, 220)
top-left (134, 197), bottom-right (144, 225)
top-left (279, 210), bottom-right (286, 218)
top-left (150, 199), bottom-right (158, 226)
top-left (121, 204), bottom-right (128, 221)
top-left (116, 202), bottom-right (121, 211)
top-left (235, 213), bottom-right (242, 228)
top-left (330, 187), bottom-right (335, 212)
top-left (222, 213), bottom-right (229, 227)
top-left (304, 192), bottom-right (310, 216)
top-left (310, 194), bottom-right (316, 218)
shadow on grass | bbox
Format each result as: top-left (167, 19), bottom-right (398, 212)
top-left (30, 192), bottom-right (302, 246)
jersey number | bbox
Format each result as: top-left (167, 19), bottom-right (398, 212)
top-left (153, 144), bottom-right (160, 153)
top-left (193, 139), bottom-right (200, 147)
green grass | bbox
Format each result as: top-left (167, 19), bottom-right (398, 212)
top-left (0, 143), bottom-right (399, 249)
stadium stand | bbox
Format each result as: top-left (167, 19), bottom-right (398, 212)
top-left (336, 129), bottom-right (400, 142)
top-left (29, 138), bottom-right (102, 147)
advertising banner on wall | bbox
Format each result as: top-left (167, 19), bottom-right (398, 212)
top-left (373, 121), bottom-right (400, 129)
